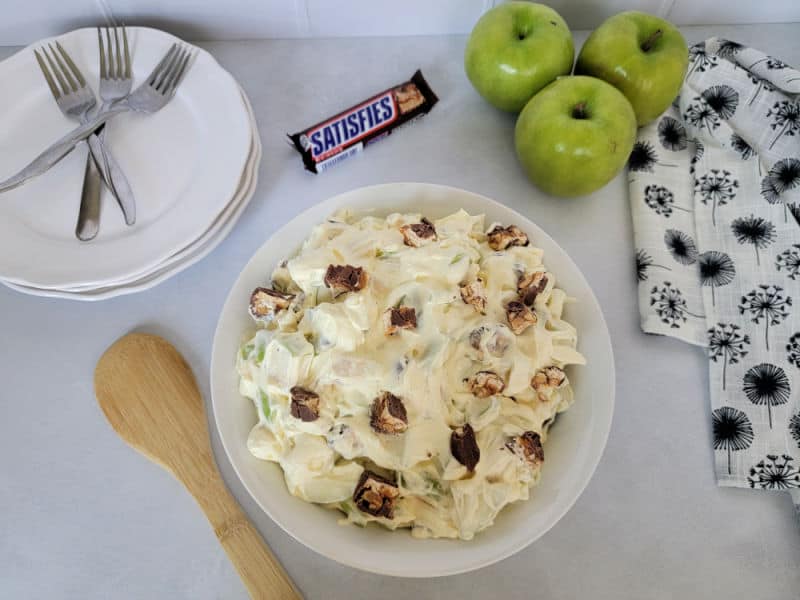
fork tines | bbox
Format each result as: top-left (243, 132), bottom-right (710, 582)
top-left (148, 43), bottom-right (193, 95)
top-left (34, 42), bottom-right (86, 98)
top-left (98, 26), bottom-right (131, 81)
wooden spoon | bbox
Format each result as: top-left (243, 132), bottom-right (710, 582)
top-left (94, 333), bottom-right (302, 600)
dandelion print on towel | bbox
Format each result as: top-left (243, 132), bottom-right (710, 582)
top-left (776, 245), bottom-right (800, 280)
top-left (730, 215), bottom-right (776, 265)
top-left (761, 158), bottom-right (800, 222)
top-left (743, 363), bottom-right (791, 428)
top-left (760, 176), bottom-right (783, 211)
top-left (696, 169), bottom-right (738, 226)
top-left (766, 100), bottom-right (800, 149)
top-left (712, 407), bottom-right (753, 474)
top-left (701, 85), bottom-right (739, 120)
top-left (746, 72), bottom-right (776, 107)
top-left (730, 134), bottom-right (755, 160)
top-left (628, 141), bottom-right (677, 182)
top-left (688, 42), bottom-right (718, 75)
top-left (664, 229), bottom-right (698, 265)
top-left (739, 285), bottom-right (792, 350)
top-left (789, 203), bottom-right (800, 227)
top-left (650, 282), bottom-right (704, 328)
top-left (635, 249), bottom-right (671, 282)
top-left (699, 251), bottom-right (736, 306)
top-left (790, 412), bottom-right (800, 448)
top-left (643, 184), bottom-right (691, 217)
top-left (787, 333), bottom-right (800, 369)
top-left (748, 454), bottom-right (800, 489)
top-left (770, 158), bottom-right (800, 194)
top-left (690, 140), bottom-right (704, 177)
top-left (765, 57), bottom-right (790, 70)
top-left (657, 116), bottom-right (688, 151)
top-left (708, 324), bottom-right (750, 390)
top-left (716, 39), bottom-right (743, 59)
top-left (749, 55), bottom-right (790, 71)
top-left (684, 96), bottom-right (721, 136)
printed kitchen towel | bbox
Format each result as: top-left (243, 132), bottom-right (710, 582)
top-left (629, 38), bottom-right (800, 511)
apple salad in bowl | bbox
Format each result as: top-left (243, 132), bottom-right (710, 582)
top-left (235, 209), bottom-right (585, 540)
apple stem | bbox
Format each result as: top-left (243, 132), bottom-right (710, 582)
top-left (641, 29), bottom-right (663, 52)
top-left (572, 102), bottom-right (588, 119)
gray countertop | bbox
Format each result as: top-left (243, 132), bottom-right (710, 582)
top-left (2, 23), bottom-right (799, 600)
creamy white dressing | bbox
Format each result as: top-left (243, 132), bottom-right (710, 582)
top-left (236, 210), bottom-right (585, 540)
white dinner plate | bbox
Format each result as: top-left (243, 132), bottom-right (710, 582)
top-left (60, 86), bottom-right (260, 292)
top-left (0, 27), bottom-right (251, 288)
top-left (210, 183), bottom-right (615, 577)
top-left (1, 131), bottom-right (260, 301)
top-left (0, 83), bottom-right (260, 300)
top-left (5, 83), bottom-right (262, 299)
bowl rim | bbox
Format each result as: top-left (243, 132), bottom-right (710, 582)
top-left (210, 182), bottom-right (615, 577)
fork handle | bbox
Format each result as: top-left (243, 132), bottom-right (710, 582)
top-left (87, 132), bottom-right (136, 225)
top-left (76, 145), bottom-right (102, 241)
top-left (0, 106), bottom-right (127, 193)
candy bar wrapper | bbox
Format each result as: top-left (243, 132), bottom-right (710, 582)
top-left (288, 70), bottom-right (438, 174)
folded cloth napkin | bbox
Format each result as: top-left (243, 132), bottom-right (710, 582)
top-left (629, 38), bottom-right (800, 512)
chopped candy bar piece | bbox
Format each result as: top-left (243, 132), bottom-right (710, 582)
top-left (370, 391), bottom-right (408, 434)
top-left (488, 225), bottom-right (529, 251)
top-left (506, 431), bottom-right (544, 469)
top-left (506, 301), bottom-right (537, 335)
top-left (467, 371), bottom-right (505, 398)
top-left (248, 287), bottom-right (295, 322)
top-left (400, 218), bottom-right (437, 247)
top-left (383, 306), bottom-right (417, 335)
top-left (460, 280), bottom-right (487, 314)
top-left (353, 470), bottom-right (400, 518)
top-left (531, 366), bottom-right (567, 391)
top-left (450, 424), bottom-right (480, 472)
top-left (290, 386), bottom-right (320, 422)
top-left (518, 271), bottom-right (548, 306)
top-left (324, 264), bottom-right (367, 296)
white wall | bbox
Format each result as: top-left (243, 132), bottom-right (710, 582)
top-left (1, 0), bottom-right (799, 45)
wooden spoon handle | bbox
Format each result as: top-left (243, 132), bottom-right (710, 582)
top-left (187, 465), bottom-right (303, 599)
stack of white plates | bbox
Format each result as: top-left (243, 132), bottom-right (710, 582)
top-left (0, 27), bottom-right (260, 301)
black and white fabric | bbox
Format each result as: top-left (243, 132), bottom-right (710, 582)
top-left (630, 38), bottom-right (800, 512)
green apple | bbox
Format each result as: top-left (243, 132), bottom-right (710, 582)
top-left (465, 2), bottom-right (574, 113)
top-left (575, 11), bottom-right (688, 126)
top-left (515, 75), bottom-right (636, 197)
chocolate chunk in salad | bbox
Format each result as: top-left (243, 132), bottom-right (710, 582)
top-left (248, 287), bottom-right (295, 322)
top-left (400, 218), bottom-right (437, 247)
top-left (460, 280), bottom-right (487, 314)
top-left (467, 371), bottom-right (505, 398)
top-left (506, 431), bottom-right (544, 469)
top-left (289, 386), bottom-right (320, 422)
top-left (353, 470), bottom-right (400, 518)
top-left (382, 306), bottom-right (417, 335)
top-left (506, 300), bottom-right (537, 335)
top-left (450, 423), bottom-right (480, 472)
top-left (487, 225), bottom-right (529, 251)
top-left (324, 264), bottom-right (368, 296)
top-left (531, 366), bottom-right (567, 392)
top-left (370, 391), bottom-right (409, 434)
top-left (517, 271), bottom-right (548, 306)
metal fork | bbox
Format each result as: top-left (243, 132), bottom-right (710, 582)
top-left (1, 43), bottom-right (194, 193)
top-left (34, 43), bottom-right (106, 240)
top-left (76, 26), bottom-right (138, 233)
top-left (34, 43), bottom-right (95, 123)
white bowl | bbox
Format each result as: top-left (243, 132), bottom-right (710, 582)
top-left (211, 183), bottom-right (615, 577)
